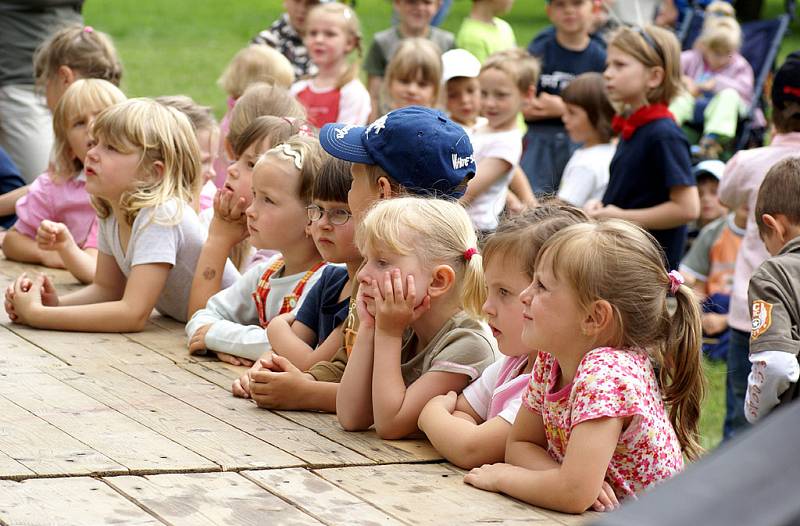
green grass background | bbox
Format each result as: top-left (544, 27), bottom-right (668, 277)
top-left (83, 0), bottom-right (796, 452)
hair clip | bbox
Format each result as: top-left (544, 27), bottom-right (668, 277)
top-left (276, 143), bottom-right (304, 170)
top-left (343, 7), bottom-right (353, 20)
top-left (282, 117), bottom-right (315, 138)
top-left (83, 26), bottom-right (94, 34)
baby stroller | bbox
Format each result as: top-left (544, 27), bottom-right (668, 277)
top-left (676, 1), bottom-right (796, 153)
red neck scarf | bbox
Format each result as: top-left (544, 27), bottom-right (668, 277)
top-left (612, 104), bottom-right (675, 140)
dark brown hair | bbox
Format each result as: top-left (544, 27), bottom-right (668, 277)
top-left (755, 157), bottom-right (800, 233)
top-left (561, 72), bottom-right (616, 143)
top-left (314, 157), bottom-right (353, 203)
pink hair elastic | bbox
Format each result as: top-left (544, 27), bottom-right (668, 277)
top-left (83, 26), bottom-right (94, 33)
top-left (282, 117), bottom-right (314, 138)
top-left (463, 248), bottom-right (478, 261)
top-left (667, 270), bottom-right (684, 295)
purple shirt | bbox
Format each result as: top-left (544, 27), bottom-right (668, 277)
top-left (680, 49), bottom-right (755, 107)
top-left (13, 171), bottom-right (98, 249)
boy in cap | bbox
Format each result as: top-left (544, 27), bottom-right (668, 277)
top-left (745, 157), bottom-right (800, 423)
top-left (232, 106), bottom-right (477, 411)
top-left (718, 52), bottom-right (800, 439)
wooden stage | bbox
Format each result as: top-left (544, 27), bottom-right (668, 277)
top-left (0, 257), bottom-right (590, 525)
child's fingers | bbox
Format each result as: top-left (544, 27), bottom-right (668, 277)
top-left (404, 274), bottom-right (416, 305)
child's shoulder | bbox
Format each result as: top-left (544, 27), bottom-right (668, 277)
top-left (755, 238), bottom-right (800, 281)
top-left (579, 347), bottom-right (650, 375)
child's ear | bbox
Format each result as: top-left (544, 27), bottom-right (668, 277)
top-left (224, 137), bottom-right (234, 161)
top-left (761, 213), bottom-right (785, 240)
top-left (524, 84), bottom-right (537, 105)
top-left (376, 176), bottom-right (393, 200)
top-left (582, 299), bottom-right (615, 340)
top-left (646, 66), bottom-right (666, 92)
top-left (150, 160), bottom-right (165, 180)
top-left (57, 65), bottom-right (76, 87)
top-left (428, 264), bottom-right (456, 298)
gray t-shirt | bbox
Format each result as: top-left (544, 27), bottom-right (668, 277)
top-left (363, 26), bottom-right (455, 77)
top-left (97, 199), bottom-right (238, 322)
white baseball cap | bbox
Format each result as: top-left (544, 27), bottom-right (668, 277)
top-left (441, 49), bottom-right (482, 84)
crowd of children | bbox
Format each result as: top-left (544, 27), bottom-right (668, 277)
top-left (0, 0), bottom-right (799, 516)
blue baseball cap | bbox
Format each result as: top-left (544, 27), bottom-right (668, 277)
top-left (319, 106), bottom-right (475, 198)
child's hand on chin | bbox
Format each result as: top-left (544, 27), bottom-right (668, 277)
top-left (373, 270), bottom-right (430, 334)
top-left (355, 280), bottom-right (376, 329)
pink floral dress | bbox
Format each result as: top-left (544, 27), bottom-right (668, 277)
top-left (523, 347), bottom-right (684, 499)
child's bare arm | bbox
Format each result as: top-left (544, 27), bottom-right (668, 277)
top-left (460, 158), bottom-right (513, 206)
top-left (9, 257), bottom-right (170, 332)
top-left (419, 391), bottom-right (511, 469)
top-left (248, 354), bottom-right (338, 411)
top-left (265, 313), bottom-right (321, 370)
top-left (367, 75), bottom-right (382, 121)
top-left (187, 190), bottom-right (246, 318)
top-left (0, 185), bottom-right (29, 217)
top-left (523, 93), bottom-right (566, 121)
top-left (336, 324), bottom-right (376, 431)
top-left (591, 185), bottom-right (700, 229)
top-left (36, 220), bottom-right (96, 284)
top-left (508, 167), bottom-right (537, 207)
top-left (465, 416), bottom-right (623, 514)
top-left (2, 229), bottom-right (64, 268)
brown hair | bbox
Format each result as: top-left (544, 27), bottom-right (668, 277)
top-left (538, 220), bottom-right (705, 460)
top-left (481, 48), bottom-right (540, 94)
top-left (52, 78), bottom-right (126, 180)
top-left (227, 83), bottom-right (307, 150)
top-left (607, 25), bottom-right (683, 104)
top-left (217, 45), bottom-right (294, 98)
top-left (772, 103), bottom-right (800, 134)
top-left (259, 135), bottom-right (328, 205)
top-left (155, 95), bottom-right (217, 132)
top-left (466, 204), bottom-right (590, 312)
top-left (385, 38), bottom-right (442, 104)
top-left (561, 72), bottom-right (616, 143)
top-left (314, 157), bottom-right (353, 203)
top-left (755, 157), bottom-right (800, 234)
top-left (231, 115), bottom-right (304, 158)
top-left (306, 3), bottom-right (363, 88)
top-left (34, 24), bottom-right (122, 87)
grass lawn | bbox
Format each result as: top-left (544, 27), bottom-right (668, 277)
top-left (82, 0), bottom-right (793, 453)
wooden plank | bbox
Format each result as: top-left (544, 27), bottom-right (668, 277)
top-left (118, 364), bottom-right (371, 466)
top-left (0, 477), bottom-right (163, 525)
top-left (315, 464), bottom-right (559, 525)
top-left (244, 468), bottom-right (406, 526)
top-left (0, 325), bottom-right (65, 369)
top-left (122, 318), bottom-right (206, 364)
top-left (0, 259), bottom-right (78, 288)
top-left (49, 366), bottom-right (303, 470)
top-left (0, 450), bottom-right (33, 480)
top-left (0, 371), bottom-right (215, 475)
top-left (0, 395), bottom-right (124, 477)
top-left (186, 361), bottom-right (441, 464)
top-left (3, 325), bottom-right (174, 366)
top-left (107, 472), bottom-right (325, 526)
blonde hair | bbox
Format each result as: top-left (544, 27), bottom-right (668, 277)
top-left (155, 95), bottom-right (217, 132)
top-left (385, 38), bottom-right (442, 104)
top-left (227, 83), bottom-right (307, 150)
top-left (217, 45), bottom-right (295, 98)
top-left (307, 2), bottom-right (363, 88)
top-left (705, 0), bottom-right (736, 18)
top-left (607, 25), bottom-right (683, 104)
top-left (258, 135), bottom-right (328, 205)
top-left (537, 220), bottom-right (705, 460)
top-left (90, 98), bottom-right (201, 225)
top-left (34, 24), bottom-right (122, 88)
top-left (481, 48), bottom-right (541, 94)
top-left (698, 15), bottom-right (742, 54)
top-left (52, 78), bottom-right (126, 181)
top-left (356, 197), bottom-right (484, 318)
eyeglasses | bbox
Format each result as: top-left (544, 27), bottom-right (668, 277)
top-left (306, 204), bottom-right (352, 225)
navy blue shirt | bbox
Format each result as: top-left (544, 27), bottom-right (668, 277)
top-left (527, 28), bottom-right (607, 127)
top-left (0, 147), bottom-right (25, 229)
top-left (295, 265), bottom-right (350, 346)
top-left (603, 118), bottom-right (694, 270)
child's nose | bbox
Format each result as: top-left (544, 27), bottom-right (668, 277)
top-left (482, 299), bottom-right (495, 317)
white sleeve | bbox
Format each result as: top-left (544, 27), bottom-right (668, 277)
top-left (478, 132), bottom-right (522, 166)
top-left (496, 394), bottom-right (523, 425)
top-left (557, 161), bottom-right (597, 208)
top-left (185, 262), bottom-right (271, 361)
top-left (337, 80), bottom-right (372, 126)
top-left (745, 350), bottom-right (800, 423)
top-left (462, 359), bottom-right (503, 421)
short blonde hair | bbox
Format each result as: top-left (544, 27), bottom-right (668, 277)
top-left (385, 38), bottom-right (442, 104)
top-left (307, 3), bottom-right (362, 88)
top-left (218, 45), bottom-right (295, 98)
top-left (227, 83), bottom-right (307, 150)
top-left (52, 78), bottom-right (126, 180)
top-left (34, 24), bottom-right (122, 88)
top-left (481, 48), bottom-right (540, 94)
top-left (356, 197), bottom-right (484, 318)
top-left (607, 25), bottom-right (683, 104)
top-left (258, 135), bottom-right (328, 205)
top-left (537, 220), bottom-right (705, 460)
top-left (90, 98), bottom-right (201, 225)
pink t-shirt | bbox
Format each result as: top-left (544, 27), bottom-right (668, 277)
top-left (523, 347), bottom-right (684, 500)
top-left (463, 354), bottom-right (530, 424)
top-left (718, 133), bottom-right (800, 332)
top-left (13, 171), bottom-right (98, 249)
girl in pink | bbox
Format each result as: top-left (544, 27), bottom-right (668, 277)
top-left (290, 3), bottom-right (371, 129)
top-left (2, 79), bottom-right (125, 283)
top-left (418, 205), bottom-right (588, 470)
top-left (465, 220), bottom-right (705, 514)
